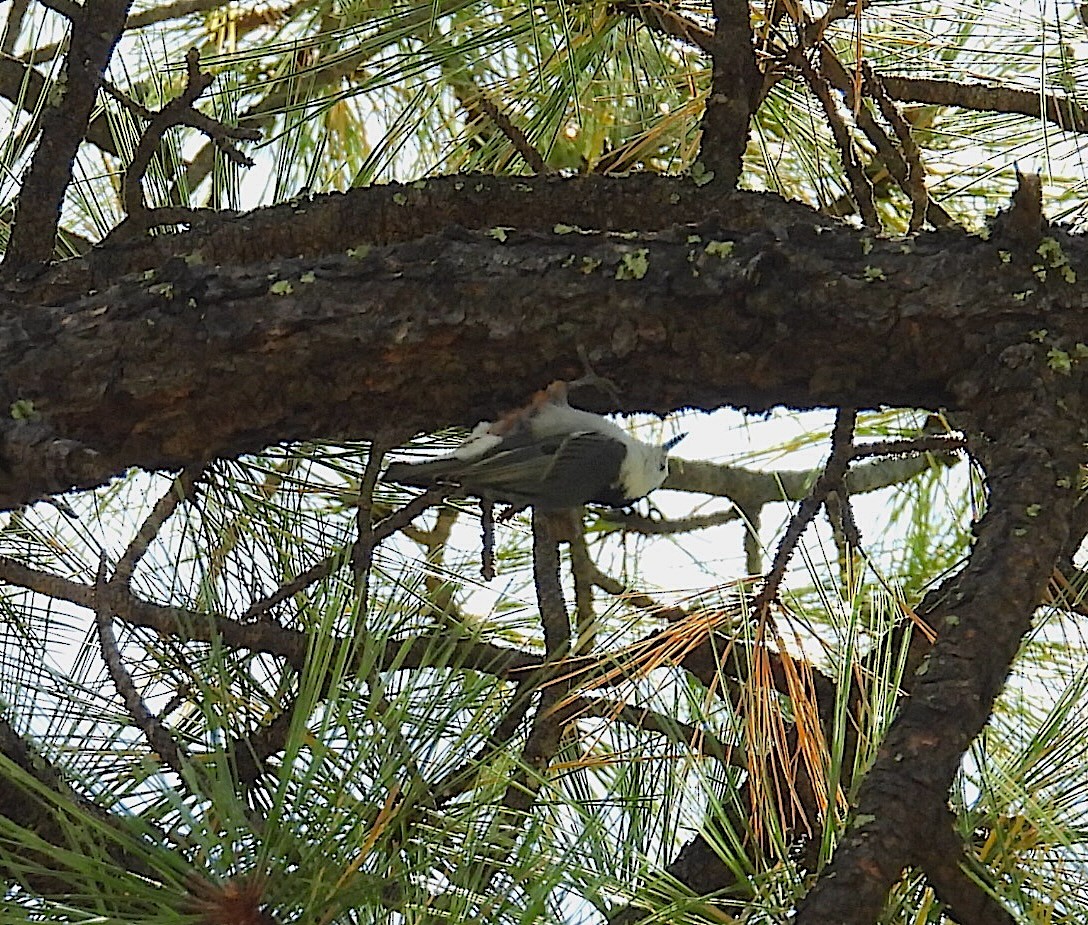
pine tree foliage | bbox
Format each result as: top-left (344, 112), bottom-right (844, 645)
top-left (1, 1), bottom-right (1088, 923)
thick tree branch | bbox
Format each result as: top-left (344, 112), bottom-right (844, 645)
top-left (795, 372), bottom-right (1087, 920)
top-left (1, 0), bottom-right (134, 274)
top-left (698, 0), bottom-right (761, 187)
top-left (0, 182), bottom-right (1077, 511)
top-left (33, 175), bottom-right (787, 299)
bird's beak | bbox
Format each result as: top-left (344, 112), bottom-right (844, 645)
top-left (663, 433), bottom-right (686, 451)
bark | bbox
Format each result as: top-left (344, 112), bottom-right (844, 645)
top-left (1, 180), bottom-right (1084, 510)
top-left (797, 354), bottom-right (1087, 923)
top-left (698, 0), bottom-right (761, 186)
top-left (1, 0), bottom-right (135, 272)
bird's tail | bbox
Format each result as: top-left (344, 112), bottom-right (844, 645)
top-left (383, 459), bottom-right (462, 488)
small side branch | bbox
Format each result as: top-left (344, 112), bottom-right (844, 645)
top-left (243, 487), bottom-right (447, 620)
top-left (467, 90), bottom-right (549, 175)
top-left (851, 434), bottom-right (966, 459)
top-left (754, 408), bottom-right (857, 612)
top-left (352, 441), bottom-right (389, 591)
top-left (119, 47), bottom-right (259, 234)
top-left (604, 507), bottom-right (741, 534)
top-left (95, 561), bottom-right (188, 776)
top-left (790, 51), bottom-right (879, 228)
top-left (114, 466), bottom-right (201, 585)
top-left (471, 513), bottom-right (571, 888)
top-left (611, 0), bottom-right (713, 54)
top-left (880, 74), bottom-right (1088, 136)
top-left (861, 63), bottom-right (929, 232)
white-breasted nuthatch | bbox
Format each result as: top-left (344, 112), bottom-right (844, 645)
top-left (383, 380), bottom-right (683, 511)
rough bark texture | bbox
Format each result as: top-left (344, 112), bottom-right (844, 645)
top-left (699, 0), bottom-right (761, 186)
top-left (797, 362), bottom-right (1087, 922)
top-left (2, 182), bottom-right (1083, 509)
top-left (2, 0), bottom-right (135, 272)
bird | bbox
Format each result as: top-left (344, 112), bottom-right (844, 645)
top-left (383, 380), bottom-right (683, 512)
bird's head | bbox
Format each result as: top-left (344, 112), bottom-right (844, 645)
top-left (618, 432), bottom-right (685, 502)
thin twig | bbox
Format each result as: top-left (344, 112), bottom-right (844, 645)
top-left (861, 62), bottom-right (929, 232)
top-left (790, 49), bottom-right (880, 228)
top-left (99, 78), bottom-right (157, 121)
top-left (603, 507), bottom-right (741, 534)
top-left (610, 0), bottom-right (713, 54)
top-left (568, 527), bottom-right (599, 656)
top-left (470, 514), bottom-right (572, 888)
top-left (569, 695), bottom-right (745, 770)
top-left (241, 549), bottom-right (343, 621)
top-left (432, 676), bottom-right (536, 804)
top-left (121, 47), bottom-right (259, 232)
top-left (479, 498), bottom-right (496, 581)
top-left (352, 441), bottom-right (389, 590)
top-left (836, 489), bottom-right (862, 549)
top-left (850, 434), bottom-right (966, 459)
top-left (570, 533), bottom-right (690, 622)
top-left (233, 706), bottom-right (294, 792)
top-left (373, 488), bottom-right (452, 542)
top-left (114, 467), bottom-right (201, 585)
top-left (468, 91), bottom-right (549, 175)
top-left (824, 488), bottom-right (863, 582)
top-left (94, 560), bottom-right (188, 776)
top-left (243, 487), bottom-right (447, 620)
top-left (816, 47), bottom-right (955, 229)
top-left (754, 409), bottom-right (858, 612)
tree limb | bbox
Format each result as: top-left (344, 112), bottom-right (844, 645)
top-left (1, 0), bottom-right (135, 274)
top-left (0, 182), bottom-right (1074, 510)
top-left (698, 0), bottom-right (761, 187)
top-left (881, 74), bottom-right (1088, 136)
top-left (795, 370), bottom-right (1087, 921)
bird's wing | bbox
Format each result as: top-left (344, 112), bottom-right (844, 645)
top-left (456, 430), bottom-right (626, 509)
top-left (386, 431), bottom-right (628, 510)
top-left (535, 431), bottom-right (628, 507)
